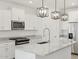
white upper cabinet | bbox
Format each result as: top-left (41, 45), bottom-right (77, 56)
top-left (0, 7), bottom-right (26, 30)
top-left (12, 8), bottom-right (25, 21)
top-left (25, 15), bottom-right (38, 30)
top-left (0, 9), bottom-right (11, 30)
top-left (68, 10), bottom-right (78, 22)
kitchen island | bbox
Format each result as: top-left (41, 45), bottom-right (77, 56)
top-left (15, 40), bottom-right (76, 59)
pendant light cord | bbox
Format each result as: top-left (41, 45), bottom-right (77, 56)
top-left (64, 0), bottom-right (66, 14)
top-left (42, 0), bottom-right (44, 7)
top-left (55, 0), bottom-right (57, 11)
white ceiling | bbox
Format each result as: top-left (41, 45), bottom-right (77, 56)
top-left (0, 0), bottom-right (78, 10)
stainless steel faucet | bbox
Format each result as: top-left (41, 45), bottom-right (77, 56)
top-left (43, 28), bottom-right (50, 43)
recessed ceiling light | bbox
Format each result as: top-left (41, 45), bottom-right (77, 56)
top-left (29, 1), bottom-right (33, 4)
top-left (72, 3), bottom-right (75, 6)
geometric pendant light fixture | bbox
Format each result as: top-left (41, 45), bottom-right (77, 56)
top-left (51, 0), bottom-right (61, 20)
top-left (36, 0), bottom-right (49, 18)
top-left (61, 0), bottom-right (68, 21)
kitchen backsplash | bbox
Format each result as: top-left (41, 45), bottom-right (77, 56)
top-left (0, 30), bottom-right (37, 38)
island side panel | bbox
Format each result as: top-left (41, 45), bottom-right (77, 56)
top-left (36, 46), bottom-right (71, 59)
top-left (15, 49), bottom-right (36, 59)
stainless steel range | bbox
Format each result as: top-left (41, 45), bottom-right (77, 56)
top-left (9, 37), bottom-right (30, 45)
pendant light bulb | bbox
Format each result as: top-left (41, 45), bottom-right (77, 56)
top-left (36, 0), bottom-right (49, 18)
top-left (61, 14), bottom-right (68, 21)
top-left (61, 0), bottom-right (68, 21)
top-left (51, 11), bottom-right (61, 20)
top-left (51, 0), bottom-right (61, 20)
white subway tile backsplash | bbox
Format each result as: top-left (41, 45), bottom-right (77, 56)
top-left (0, 30), bottom-right (37, 38)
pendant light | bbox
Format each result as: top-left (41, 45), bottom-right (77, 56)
top-left (51, 0), bottom-right (61, 20)
top-left (61, 0), bottom-right (68, 21)
top-left (36, 0), bottom-right (49, 18)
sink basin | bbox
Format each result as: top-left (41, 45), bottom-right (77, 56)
top-left (37, 41), bottom-right (48, 44)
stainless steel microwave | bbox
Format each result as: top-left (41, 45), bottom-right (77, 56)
top-left (11, 20), bottom-right (25, 30)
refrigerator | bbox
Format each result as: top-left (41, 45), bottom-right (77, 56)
top-left (69, 22), bottom-right (78, 54)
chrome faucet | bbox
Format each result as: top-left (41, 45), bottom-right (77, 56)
top-left (43, 28), bottom-right (50, 43)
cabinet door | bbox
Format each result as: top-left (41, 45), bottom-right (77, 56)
top-left (0, 41), bottom-right (15, 59)
top-left (68, 10), bottom-right (78, 22)
top-left (0, 10), bottom-right (3, 30)
top-left (0, 9), bottom-right (11, 30)
top-left (8, 42), bottom-right (15, 59)
top-left (12, 8), bottom-right (25, 21)
top-left (0, 44), bottom-right (7, 59)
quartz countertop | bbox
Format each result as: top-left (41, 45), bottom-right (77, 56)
top-left (0, 38), bottom-right (15, 44)
top-left (16, 39), bottom-right (76, 56)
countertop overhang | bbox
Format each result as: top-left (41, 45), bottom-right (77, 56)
top-left (16, 40), bottom-right (76, 56)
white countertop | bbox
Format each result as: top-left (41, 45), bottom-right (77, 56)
top-left (16, 39), bottom-right (76, 56)
top-left (0, 38), bottom-right (15, 44)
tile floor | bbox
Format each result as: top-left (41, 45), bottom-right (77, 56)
top-left (71, 54), bottom-right (78, 59)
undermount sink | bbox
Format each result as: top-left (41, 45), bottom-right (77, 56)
top-left (37, 41), bottom-right (48, 44)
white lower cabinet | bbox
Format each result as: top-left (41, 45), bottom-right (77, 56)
top-left (0, 41), bottom-right (15, 59)
top-left (0, 45), bottom-right (6, 59)
top-left (8, 42), bottom-right (15, 59)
